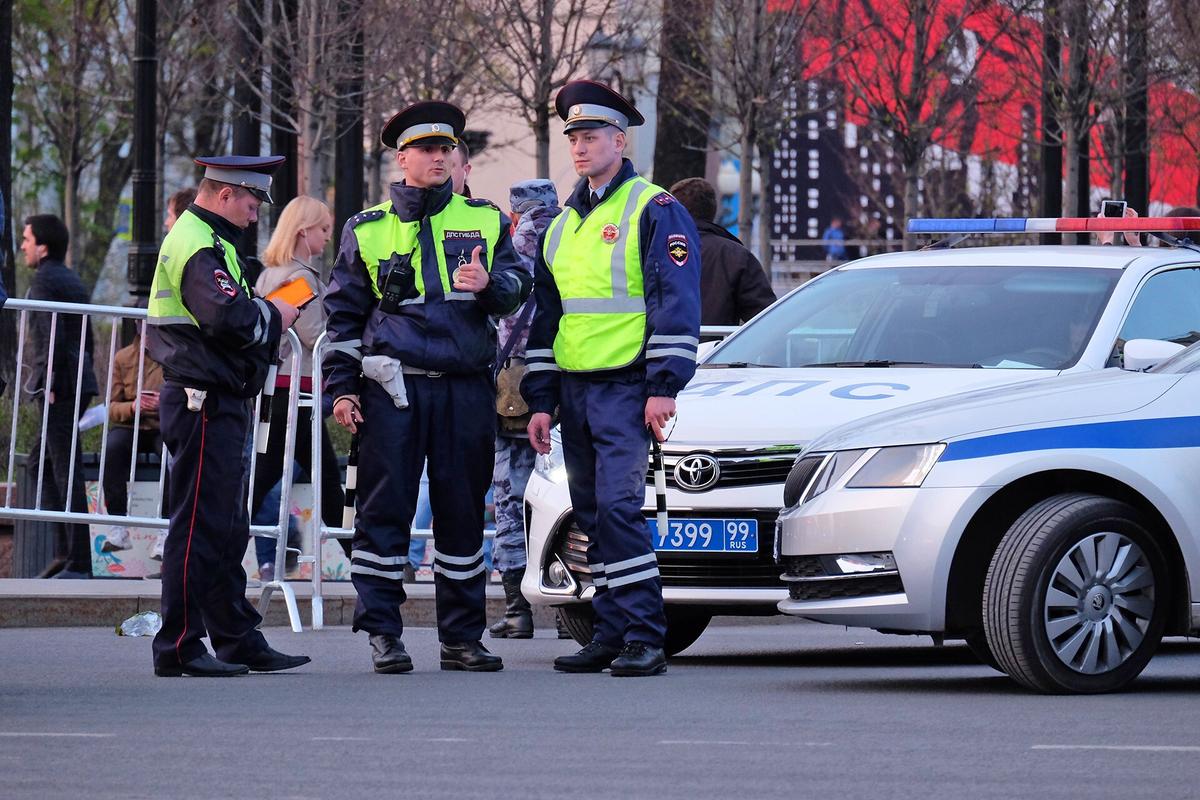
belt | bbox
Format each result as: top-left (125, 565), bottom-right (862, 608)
top-left (401, 365), bottom-right (445, 378)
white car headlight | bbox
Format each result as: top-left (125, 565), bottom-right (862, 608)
top-left (534, 426), bottom-right (567, 483)
top-left (844, 443), bottom-right (946, 488)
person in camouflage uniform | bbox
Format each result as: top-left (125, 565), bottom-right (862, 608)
top-left (489, 180), bottom-right (561, 638)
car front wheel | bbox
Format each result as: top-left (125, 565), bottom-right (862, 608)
top-left (555, 604), bottom-right (713, 656)
top-left (983, 493), bottom-right (1168, 694)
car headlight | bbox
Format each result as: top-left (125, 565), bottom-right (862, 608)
top-left (534, 426), bottom-right (567, 483)
top-left (844, 443), bottom-right (946, 488)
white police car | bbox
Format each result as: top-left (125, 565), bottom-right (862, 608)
top-left (524, 215), bottom-right (1200, 657)
top-left (776, 334), bottom-right (1200, 693)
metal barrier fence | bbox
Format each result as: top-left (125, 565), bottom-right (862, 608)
top-left (0, 298), bottom-right (738, 634)
top-left (0, 297), bottom-right (307, 632)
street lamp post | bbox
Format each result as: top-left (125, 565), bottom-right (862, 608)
top-left (126, 0), bottom-right (158, 305)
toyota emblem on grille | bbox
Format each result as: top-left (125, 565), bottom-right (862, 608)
top-left (674, 454), bottom-right (720, 491)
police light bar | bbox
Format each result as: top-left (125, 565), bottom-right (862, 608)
top-left (907, 217), bottom-right (1200, 234)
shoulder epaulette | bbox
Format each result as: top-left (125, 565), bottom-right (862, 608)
top-left (652, 192), bottom-right (676, 207)
top-left (350, 209), bottom-right (386, 227)
top-left (465, 198), bottom-right (500, 211)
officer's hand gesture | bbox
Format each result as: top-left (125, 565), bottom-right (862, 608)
top-left (270, 298), bottom-right (300, 329)
top-left (528, 412), bottom-right (553, 455)
top-left (333, 394), bottom-right (363, 433)
top-left (645, 397), bottom-right (676, 442)
top-left (452, 246), bottom-right (490, 292)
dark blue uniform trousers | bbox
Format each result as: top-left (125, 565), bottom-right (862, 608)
top-left (351, 374), bottom-right (494, 642)
top-left (152, 384), bottom-right (268, 669)
top-left (560, 373), bottom-right (667, 648)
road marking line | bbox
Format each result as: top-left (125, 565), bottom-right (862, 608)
top-left (1033, 745), bottom-right (1200, 752)
top-left (0, 732), bottom-right (115, 738)
top-left (311, 737), bottom-right (372, 742)
top-left (658, 740), bottom-right (831, 747)
top-left (427, 737), bottom-right (472, 743)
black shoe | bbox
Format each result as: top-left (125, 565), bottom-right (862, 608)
top-left (440, 641), bottom-right (503, 672)
top-left (239, 646), bottom-right (311, 673)
top-left (609, 642), bottom-right (667, 677)
top-left (38, 558), bottom-right (67, 578)
top-left (51, 569), bottom-right (92, 579)
top-left (553, 641), bottom-right (620, 673)
top-left (370, 634), bottom-right (413, 674)
top-left (489, 569), bottom-right (533, 639)
top-left (155, 653), bottom-right (250, 678)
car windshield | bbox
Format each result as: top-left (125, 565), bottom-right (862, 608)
top-left (706, 265), bottom-right (1120, 370)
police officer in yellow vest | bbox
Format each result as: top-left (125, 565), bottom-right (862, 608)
top-left (324, 101), bottom-right (532, 673)
top-left (147, 155), bottom-right (310, 677)
top-left (523, 81), bottom-right (702, 676)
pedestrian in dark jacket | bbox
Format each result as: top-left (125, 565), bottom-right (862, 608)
top-left (669, 178), bottom-right (776, 326)
top-left (20, 214), bottom-right (99, 579)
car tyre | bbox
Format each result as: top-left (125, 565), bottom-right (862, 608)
top-left (554, 604), bottom-right (713, 657)
top-left (983, 493), bottom-right (1168, 694)
top-left (963, 630), bottom-right (1000, 671)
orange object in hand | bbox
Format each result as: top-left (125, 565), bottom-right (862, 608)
top-left (265, 275), bottom-right (317, 310)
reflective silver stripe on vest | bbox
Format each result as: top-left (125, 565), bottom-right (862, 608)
top-left (154, 289), bottom-right (174, 300)
top-left (609, 179), bottom-right (652, 299)
top-left (526, 362), bottom-right (561, 373)
top-left (542, 213), bottom-right (571, 266)
top-left (647, 334), bottom-right (699, 347)
top-left (446, 291), bottom-right (475, 301)
top-left (561, 297), bottom-right (646, 314)
top-left (646, 347), bottom-right (698, 360)
top-left (526, 348), bottom-right (555, 360)
top-left (146, 315), bottom-right (194, 326)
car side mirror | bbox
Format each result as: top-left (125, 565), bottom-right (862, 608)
top-left (1122, 338), bottom-right (1185, 372)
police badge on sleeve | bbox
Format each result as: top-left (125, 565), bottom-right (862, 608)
top-left (213, 269), bottom-right (238, 297)
top-left (667, 234), bottom-right (689, 266)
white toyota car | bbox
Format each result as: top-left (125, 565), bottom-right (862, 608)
top-left (776, 336), bottom-right (1200, 693)
top-left (524, 223), bottom-right (1200, 655)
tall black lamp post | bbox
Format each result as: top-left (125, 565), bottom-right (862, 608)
top-left (126, 0), bottom-right (158, 305)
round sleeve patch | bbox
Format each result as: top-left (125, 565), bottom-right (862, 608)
top-left (213, 269), bottom-right (238, 298)
top-left (667, 234), bottom-right (689, 267)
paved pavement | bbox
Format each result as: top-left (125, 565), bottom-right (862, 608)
top-left (2, 622), bottom-right (1199, 799)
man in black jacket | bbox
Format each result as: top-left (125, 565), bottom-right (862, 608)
top-left (669, 178), bottom-right (776, 326)
top-left (20, 214), bottom-right (98, 579)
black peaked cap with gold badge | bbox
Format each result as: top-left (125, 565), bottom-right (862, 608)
top-left (555, 80), bottom-right (645, 133)
top-left (194, 155), bottom-right (286, 204)
top-left (381, 101), bottom-right (465, 150)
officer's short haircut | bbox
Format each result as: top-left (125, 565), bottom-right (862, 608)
top-left (198, 178), bottom-right (254, 200)
top-left (455, 139), bottom-right (470, 163)
top-left (24, 214), bottom-right (69, 261)
top-left (669, 177), bottom-right (717, 223)
top-left (168, 187), bottom-right (198, 217)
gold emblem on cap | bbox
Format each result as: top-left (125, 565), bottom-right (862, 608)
top-left (572, 105), bottom-right (583, 116)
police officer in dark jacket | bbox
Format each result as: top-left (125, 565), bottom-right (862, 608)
top-left (523, 81), bottom-right (702, 677)
top-left (20, 214), bottom-right (98, 578)
top-left (147, 155), bottom-right (309, 677)
top-left (324, 101), bottom-right (532, 674)
top-left (669, 177), bottom-right (776, 326)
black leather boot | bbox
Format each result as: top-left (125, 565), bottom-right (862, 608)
top-left (553, 641), bottom-right (620, 673)
top-left (488, 569), bottom-right (534, 639)
top-left (440, 641), bottom-right (503, 671)
top-left (609, 641), bottom-right (667, 677)
top-left (370, 634), bottom-right (414, 674)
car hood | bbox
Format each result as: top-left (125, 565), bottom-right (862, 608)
top-left (667, 367), bottom-right (1056, 448)
top-left (808, 368), bottom-right (1181, 452)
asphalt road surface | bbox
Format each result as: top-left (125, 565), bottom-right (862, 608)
top-left (2, 621), bottom-right (1199, 799)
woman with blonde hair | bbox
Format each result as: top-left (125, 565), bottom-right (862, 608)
top-left (253, 195), bottom-right (346, 576)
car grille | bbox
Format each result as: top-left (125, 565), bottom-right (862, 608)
top-left (780, 555), bottom-right (904, 601)
top-left (646, 448), bottom-right (802, 492)
top-left (782, 455), bottom-right (825, 508)
top-left (555, 512), bottom-right (785, 589)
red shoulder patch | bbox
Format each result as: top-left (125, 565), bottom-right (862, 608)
top-left (213, 269), bottom-right (238, 298)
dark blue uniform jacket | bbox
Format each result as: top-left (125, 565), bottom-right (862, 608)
top-left (521, 159), bottom-right (702, 415)
top-left (323, 179), bottom-right (532, 401)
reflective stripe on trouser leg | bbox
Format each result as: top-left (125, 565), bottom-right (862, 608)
top-left (560, 374), bottom-right (666, 648)
top-left (349, 379), bottom-right (423, 637)
top-left (153, 387), bottom-right (266, 669)
top-left (492, 436), bottom-right (535, 573)
top-left (425, 373), bottom-right (495, 643)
